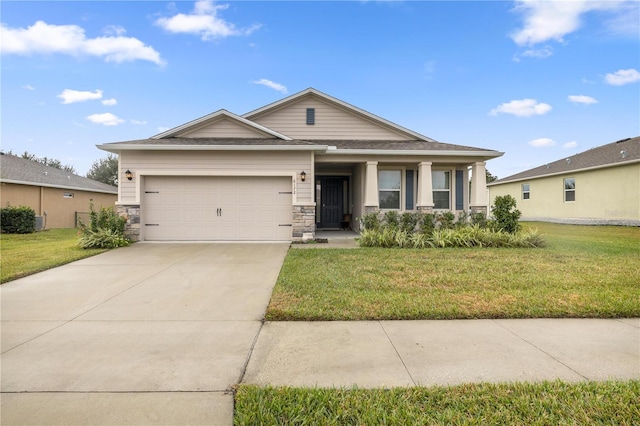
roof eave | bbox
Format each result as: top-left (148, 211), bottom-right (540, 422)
top-left (97, 144), bottom-right (328, 153)
top-left (1, 178), bottom-right (118, 194)
top-left (322, 148), bottom-right (504, 158)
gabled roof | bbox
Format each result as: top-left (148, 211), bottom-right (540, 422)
top-left (0, 154), bottom-right (118, 194)
top-left (489, 136), bottom-right (640, 185)
top-left (151, 109), bottom-right (292, 140)
top-left (243, 88), bottom-right (438, 142)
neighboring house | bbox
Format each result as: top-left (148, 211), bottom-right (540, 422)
top-left (98, 88), bottom-right (503, 241)
top-left (488, 136), bottom-right (639, 226)
top-left (0, 154), bottom-right (118, 229)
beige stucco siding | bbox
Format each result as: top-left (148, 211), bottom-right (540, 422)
top-left (1, 183), bottom-right (116, 228)
top-left (119, 150), bottom-right (313, 205)
top-left (489, 163), bottom-right (640, 224)
top-left (251, 98), bottom-right (411, 140)
top-left (179, 116), bottom-right (273, 138)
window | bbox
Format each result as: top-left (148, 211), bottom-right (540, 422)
top-left (522, 183), bottom-right (530, 200)
top-left (432, 171), bottom-right (450, 209)
top-left (379, 170), bottom-right (401, 209)
top-left (63, 192), bottom-right (74, 198)
top-left (306, 108), bottom-right (315, 125)
top-left (564, 178), bottom-right (575, 202)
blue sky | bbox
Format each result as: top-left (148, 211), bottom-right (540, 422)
top-left (2, 0), bottom-right (639, 179)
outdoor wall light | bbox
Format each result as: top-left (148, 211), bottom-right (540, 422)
top-left (125, 169), bottom-right (133, 181)
top-left (300, 171), bottom-right (307, 182)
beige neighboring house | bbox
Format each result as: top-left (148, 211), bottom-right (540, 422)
top-left (98, 88), bottom-right (503, 241)
top-left (0, 154), bottom-right (118, 229)
top-left (488, 136), bottom-right (639, 226)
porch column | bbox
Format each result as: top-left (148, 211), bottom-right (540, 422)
top-left (364, 161), bottom-right (379, 213)
top-left (470, 161), bottom-right (488, 214)
top-left (416, 161), bottom-right (434, 212)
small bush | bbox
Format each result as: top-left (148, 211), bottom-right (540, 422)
top-left (491, 195), bottom-right (521, 234)
top-left (383, 210), bottom-right (400, 229)
top-left (1, 206), bottom-right (36, 234)
top-left (78, 201), bottom-right (129, 249)
top-left (360, 213), bottom-right (381, 231)
top-left (400, 212), bottom-right (418, 233)
top-left (419, 213), bottom-right (436, 236)
top-left (436, 211), bottom-right (456, 229)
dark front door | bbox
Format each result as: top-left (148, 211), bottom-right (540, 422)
top-left (320, 178), bottom-right (343, 229)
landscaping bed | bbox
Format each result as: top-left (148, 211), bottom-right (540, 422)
top-left (266, 223), bottom-right (640, 320)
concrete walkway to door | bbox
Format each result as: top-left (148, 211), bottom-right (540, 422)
top-left (1, 242), bottom-right (290, 426)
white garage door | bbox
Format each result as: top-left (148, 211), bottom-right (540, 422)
top-left (143, 176), bottom-right (292, 241)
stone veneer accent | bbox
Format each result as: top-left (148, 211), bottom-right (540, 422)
top-left (417, 206), bottom-right (434, 213)
top-left (116, 204), bottom-right (141, 241)
top-left (364, 206), bottom-right (379, 214)
top-left (470, 206), bottom-right (488, 216)
top-left (292, 205), bottom-right (316, 239)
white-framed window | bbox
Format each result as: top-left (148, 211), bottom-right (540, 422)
top-left (378, 169), bottom-right (402, 210)
top-left (522, 183), bottom-right (530, 200)
top-left (564, 178), bottom-right (575, 202)
top-left (63, 192), bottom-right (74, 198)
top-left (432, 170), bottom-right (450, 209)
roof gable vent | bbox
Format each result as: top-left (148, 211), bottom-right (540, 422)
top-left (306, 108), bottom-right (315, 125)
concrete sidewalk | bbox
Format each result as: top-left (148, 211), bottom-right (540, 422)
top-left (243, 318), bottom-right (640, 388)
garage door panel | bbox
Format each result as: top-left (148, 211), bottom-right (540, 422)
top-left (143, 176), bottom-right (292, 241)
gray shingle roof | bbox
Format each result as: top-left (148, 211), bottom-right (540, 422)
top-left (314, 140), bottom-right (495, 152)
top-left (0, 154), bottom-right (118, 193)
top-left (99, 137), bottom-right (498, 153)
top-left (103, 138), bottom-right (322, 146)
top-left (489, 136), bottom-right (640, 185)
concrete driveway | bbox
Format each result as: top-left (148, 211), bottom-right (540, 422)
top-left (1, 242), bottom-right (290, 426)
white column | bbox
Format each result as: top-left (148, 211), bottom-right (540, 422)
top-left (470, 161), bottom-right (488, 208)
top-left (416, 161), bottom-right (434, 209)
top-left (364, 161), bottom-right (379, 209)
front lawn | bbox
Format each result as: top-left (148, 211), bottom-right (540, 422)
top-left (267, 223), bottom-right (640, 320)
top-left (235, 380), bottom-right (640, 425)
top-left (0, 228), bottom-right (108, 283)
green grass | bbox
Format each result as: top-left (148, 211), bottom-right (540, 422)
top-left (0, 228), bottom-right (108, 283)
top-left (267, 223), bottom-right (640, 320)
top-left (234, 380), bottom-right (640, 425)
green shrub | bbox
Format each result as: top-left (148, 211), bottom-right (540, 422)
top-left (470, 211), bottom-right (488, 228)
top-left (400, 212), bottom-right (419, 233)
top-left (383, 210), bottom-right (400, 229)
top-left (419, 213), bottom-right (436, 236)
top-left (436, 211), bottom-right (456, 229)
top-left (360, 213), bottom-right (381, 231)
top-left (78, 202), bottom-right (129, 249)
top-left (1, 206), bottom-right (36, 234)
top-left (491, 195), bottom-right (521, 234)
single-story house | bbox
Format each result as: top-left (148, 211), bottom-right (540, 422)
top-left (0, 153), bottom-right (118, 229)
top-left (98, 88), bottom-right (503, 241)
top-left (488, 136), bottom-right (639, 226)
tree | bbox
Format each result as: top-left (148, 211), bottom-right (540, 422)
top-left (86, 154), bottom-right (118, 186)
top-left (486, 169), bottom-right (498, 183)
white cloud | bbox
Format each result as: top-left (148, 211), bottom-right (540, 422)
top-left (58, 89), bottom-right (103, 104)
top-left (568, 95), bottom-right (598, 105)
top-left (604, 68), bottom-right (640, 85)
top-left (155, 0), bottom-right (261, 41)
top-left (490, 99), bottom-right (552, 117)
top-left (528, 137), bottom-right (556, 147)
top-left (510, 0), bottom-right (629, 46)
top-left (86, 112), bottom-right (124, 126)
top-left (23, 84), bottom-right (35, 90)
top-left (1, 21), bottom-right (164, 65)
top-left (563, 141), bottom-right (579, 149)
top-left (252, 79), bottom-right (288, 94)
top-left (130, 119), bottom-right (147, 125)
top-left (101, 98), bottom-right (117, 106)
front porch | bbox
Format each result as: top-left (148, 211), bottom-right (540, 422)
top-left (313, 159), bottom-right (489, 232)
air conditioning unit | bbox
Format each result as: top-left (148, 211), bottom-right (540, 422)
top-left (35, 216), bottom-right (44, 231)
